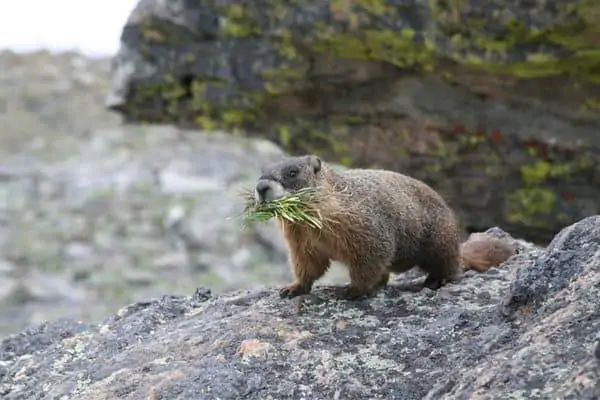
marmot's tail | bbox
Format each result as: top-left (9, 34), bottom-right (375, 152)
top-left (460, 234), bottom-right (515, 272)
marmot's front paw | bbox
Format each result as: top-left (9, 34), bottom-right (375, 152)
top-left (279, 282), bottom-right (311, 298)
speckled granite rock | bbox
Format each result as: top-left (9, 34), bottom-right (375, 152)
top-left (1, 216), bottom-right (598, 399)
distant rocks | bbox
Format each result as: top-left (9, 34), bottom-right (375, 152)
top-left (0, 50), bottom-right (347, 338)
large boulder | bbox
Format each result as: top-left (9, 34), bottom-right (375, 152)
top-left (106, 0), bottom-right (600, 244)
top-left (1, 216), bottom-right (600, 399)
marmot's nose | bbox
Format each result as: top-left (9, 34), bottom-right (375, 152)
top-left (255, 180), bottom-right (271, 200)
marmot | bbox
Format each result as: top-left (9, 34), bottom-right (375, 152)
top-left (253, 154), bottom-right (515, 299)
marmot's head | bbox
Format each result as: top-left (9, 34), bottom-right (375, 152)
top-left (254, 155), bottom-right (322, 203)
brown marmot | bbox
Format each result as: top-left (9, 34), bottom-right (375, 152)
top-left (253, 154), bottom-right (515, 299)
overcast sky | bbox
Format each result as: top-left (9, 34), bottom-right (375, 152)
top-left (0, 0), bottom-right (138, 56)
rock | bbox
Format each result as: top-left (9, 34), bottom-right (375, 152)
top-left (107, 0), bottom-right (600, 244)
top-left (501, 215), bottom-right (600, 317)
top-left (1, 217), bottom-right (598, 399)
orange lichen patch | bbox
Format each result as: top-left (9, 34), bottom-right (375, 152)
top-left (13, 366), bottom-right (29, 382)
top-left (333, 318), bottom-right (348, 331)
top-left (60, 336), bottom-right (80, 346)
top-left (273, 326), bottom-right (315, 350)
top-left (518, 304), bottom-right (533, 314)
top-left (147, 387), bottom-right (157, 400)
top-left (238, 339), bottom-right (273, 360)
top-left (282, 329), bottom-right (314, 342)
top-left (573, 374), bottom-right (595, 389)
top-left (278, 328), bottom-right (315, 349)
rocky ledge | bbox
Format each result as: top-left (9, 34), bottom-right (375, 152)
top-left (1, 216), bottom-right (599, 399)
top-left (107, 0), bottom-right (600, 243)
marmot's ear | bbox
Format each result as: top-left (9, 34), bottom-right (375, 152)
top-left (307, 155), bottom-right (322, 173)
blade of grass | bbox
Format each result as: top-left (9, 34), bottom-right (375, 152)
top-left (240, 186), bottom-right (324, 229)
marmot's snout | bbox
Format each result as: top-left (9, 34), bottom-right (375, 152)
top-left (255, 179), bottom-right (287, 202)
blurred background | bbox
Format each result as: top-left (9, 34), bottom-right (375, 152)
top-left (1, 0), bottom-right (598, 338)
top-left (0, 0), bottom-right (346, 338)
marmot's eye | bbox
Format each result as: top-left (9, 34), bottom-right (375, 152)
top-left (288, 170), bottom-right (298, 178)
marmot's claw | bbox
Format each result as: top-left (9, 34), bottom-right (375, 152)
top-left (279, 283), bottom-right (310, 298)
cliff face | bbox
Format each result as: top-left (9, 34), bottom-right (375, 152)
top-left (106, 0), bottom-right (600, 243)
top-left (1, 217), bottom-right (600, 399)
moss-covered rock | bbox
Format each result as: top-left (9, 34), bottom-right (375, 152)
top-left (107, 0), bottom-right (600, 243)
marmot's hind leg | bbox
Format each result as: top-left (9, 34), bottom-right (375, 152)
top-left (344, 262), bottom-right (389, 299)
top-left (419, 247), bottom-right (461, 290)
top-left (419, 214), bottom-right (462, 290)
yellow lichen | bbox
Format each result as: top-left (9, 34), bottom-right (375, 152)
top-left (311, 29), bottom-right (435, 70)
top-left (505, 187), bottom-right (559, 229)
top-left (277, 125), bottom-right (292, 149)
top-left (520, 161), bottom-right (575, 185)
top-left (221, 4), bottom-right (260, 37)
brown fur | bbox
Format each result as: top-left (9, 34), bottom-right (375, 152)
top-left (254, 155), bottom-right (515, 299)
top-left (460, 232), bottom-right (515, 272)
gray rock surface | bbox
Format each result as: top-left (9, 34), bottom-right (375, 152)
top-left (1, 217), bottom-right (599, 399)
top-left (0, 50), bottom-right (352, 338)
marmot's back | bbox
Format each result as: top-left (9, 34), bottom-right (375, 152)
top-left (334, 168), bottom-right (455, 237)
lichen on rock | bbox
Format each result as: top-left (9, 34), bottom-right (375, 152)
top-left (107, 0), bottom-right (600, 243)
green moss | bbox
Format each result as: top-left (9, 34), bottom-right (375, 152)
top-left (277, 125), bottom-right (292, 149)
top-left (195, 116), bottom-right (217, 131)
top-left (464, 49), bottom-right (600, 81)
top-left (320, 128), bottom-right (351, 164)
top-left (311, 28), bottom-right (435, 70)
top-left (429, 0), bottom-right (600, 81)
top-left (428, 137), bottom-right (448, 157)
top-left (520, 161), bottom-right (575, 185)
top-left (285, 121), bottom-right (352, 166)
top-left (505, 188), bottom-right (559, 229)
top-left (330, 115), bottom-right (367, 125)
top-left (330, 0), bottom-right (394, 17)
top-left (505, 156), bottom-right (589, 228)
top-left (260, 68), bottom-right (306, 94)
top-left (139, 23), bottom-right (167, 43)
top-left (583, 97), bottom-right (600, 110)
top-left (338, 156), bottom-right (353, 167)
top-left (222, 109), bottom-right (249, 127)
top-left (273, 30), bottom-right (300, 60)
top-left (221, 4), bottom-right (260, 37)
top-left (437, 11), bottom-right (600, 82)
top-left (448, 128), bottom-right (488, 148)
